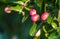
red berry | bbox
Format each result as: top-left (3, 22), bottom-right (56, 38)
top-left (31, 14), bottom-right (40, 23)
top-left (30, 9), bottom-right (36, 16)
top-left (41, 12), bottom-right (49, 20)
top-left (4, 6), bottom-right (11, 13)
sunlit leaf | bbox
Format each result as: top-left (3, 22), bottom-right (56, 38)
top-left (22, 0), bottom-right (27, 2)
top-left (51, 21), bottom-right (57, 29)
top-left (29, 24), bottom-right (37, 36)
top-left (47, 13), bottom-right (55, 24)
top-left (47, 14), bottom-right (53, 24)
top-left (10, 5), bottom-right (22, 12)
top-left (13, 1), bottom-right (24, 5)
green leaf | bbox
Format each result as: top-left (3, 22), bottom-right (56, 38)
top-left (58, 10), bottom-right (60, 26)
top-left (22, 15), bottom-right (29, 23)
top-left (58, 0), bottom-right (60, 28)
top-left (48, 32), bottom-right (59, 39)
top-left (13, 1), bottom-right (24, 5)
top-left (43, 26), bottom-right (47, 33)
top-left (57, 28), bottom-right (60, 35)
top-left (47, 13), bottom-right (55, 24)
top-left (43, 25), bottom-right (49, 37)
top-left (10, 5), bottom-right (22, 12)
top-left (22, 0), bottom-right (27, 2)
top-left (29, 24), bottom-right (37, 36)
top-left (51, 22), bottom-right (57, 29)
top-left (47, 15), bottom-right (53, 24)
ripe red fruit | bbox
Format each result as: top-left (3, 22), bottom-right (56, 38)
top-left (4, 6), bottom-right (11, 13)
top-left (31, 14), bottom-right (40, 23)
top-left (41, 12), bottom-right (49, 21)
top-left (30, 9), bottom-right (36, 16)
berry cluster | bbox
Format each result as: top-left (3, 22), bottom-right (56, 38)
top-left (30, 9), bottom-right (49, 24)
top-left (4, 7), bottom-right (49, 24)
top-left (30, 9), bottom-right (40, 24)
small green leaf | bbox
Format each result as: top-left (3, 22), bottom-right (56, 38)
top-left (29, 24), bottom-right (37, 36)
top-left (43, 26), bottom-right (47, 33)
top-left (13, 1), bottom-right (24, 5)
top-left (10, 5), bottom-right (22, 12)
top-left (22, 0), bottom-right (27, 2)
top-left (47, 15), bottom-right (53, 24)
top-left (47, 14), bottom-right (55, 24)
top-left (22, 15), bottom-right (29, 23)
top-left (58, 10), bottom-right (60, 26)
top-left (43, 25), bottom-right (48, 37)
top-left (57, 28), bottom-right (60, 35)
top-left (51, 22), bottom-right (57, 29)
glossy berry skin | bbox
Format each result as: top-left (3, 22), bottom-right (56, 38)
top-left (30, 9), bottom-right (36, 16)
top-left (31, 14), bottom-right (40, 23)
top-left (41, 12), bottom-right (49, 21)
top-left (4, 6), bottom-right (11, 13)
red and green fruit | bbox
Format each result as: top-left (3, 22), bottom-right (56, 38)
top-left (31, 14), bottom-right (40, 23)
top-left (4, 6), bottom-right (11, 13)
top-left (30, 9), bottom-right (36, 16)
top-left (41, 12), bottom-right (49, 21)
